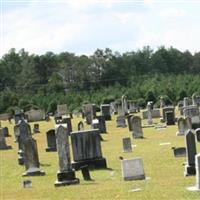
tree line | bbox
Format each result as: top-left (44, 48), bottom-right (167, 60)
top-left (0, 46), bottom-right (200, 114)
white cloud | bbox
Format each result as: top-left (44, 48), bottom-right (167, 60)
top-left (160, 8), bottom-right (187, 18)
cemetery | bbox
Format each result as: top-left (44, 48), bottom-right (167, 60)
top-left (1, 97), bottom-right (200, 200)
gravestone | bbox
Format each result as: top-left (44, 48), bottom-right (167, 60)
top-left (71, 129), bottom-right (107, 170)
top-left (91, 119), bottom-right (100, 130)
top-left (128, 101), bottom-right (137, 113)
top-left (55, 125), bottom-right (79, 186)
top-left (101, 104), bottom-right (111, 121)
top-left (33, 124), bottom-right (40, 134)
top-left (82, 104), bottom-right (96, 125)
top-left (14, 111), bottom-right (24, 125)
top-left (78, 121), bottom-right (84, 131)
top-left (184, 130), bottom-right (197, 176)
top-left (147, 102), bottom-right (153, 125)
top-left (142, 109), bottom-right (161, 119)
top-left (195, 128), bottom-right (200, 142)
top-left (57, 104), bottom-right (69, 116)
top-left (187, 153), bottom-right (200, 191)
top-left (130, 116), bottom-right (143, 139)
top-left (0, 129), bottom-right (12, 150)
top-left (46, 129), bottom-right (57, 152)
top-left (96, 116), bottom-right (107, 133)
top-left (165, 111), bottom-right (175, 125)
top-left (183, 105), bottom-right (200, 129)
top-left (183, 97), bottom-right (190, 107)
top-left (162, 107), bottom-right (175, 122)
top-left (122, 137), bottom-right (132, 152)
top-left (22, 137), bottom-right (45, 176)
top-left (2, 127), bottom-right (9, 137)
top-left (62, 117), bottom-right (72, 133)
top-left (172, 147), bottom-right (186, 157)
top-left (116, 116), bottom-right (127, 128)
top-left (192, 93), bottom-right (198, 106)
top-left (160, 96), bottom-right (165, 108)
top-left (121, 95), bottom-right (128, 116)
top-left (176, 117), bottom-right (191, 136)
top-left (25, 109), bottom-right (45, 122)
top-left (17, 120), bottom-right (32, 165)
top-left (121, 157), bottom-right (145, 181)
top-left (127, 114), bottom-right (134, 131)
top-left (110, 102), bottom-right (118, 115)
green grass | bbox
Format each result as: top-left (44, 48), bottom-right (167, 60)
top-left (0, 113), bottom-right (200, 200)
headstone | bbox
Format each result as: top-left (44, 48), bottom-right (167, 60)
top-left (195, 128), bottom-right (200, 142)
top-left (62, 117), bottom-right (72, 133)
top-left (14, 112), bottom-right (24, 125)
top-left (46, 129), bottom-right (57, 152)
top-left (110, 102), bottom-right (118, 115)
top-left (25, 109), bottom-right (45, 122)
top-left (57, 104), bottom-right (69, 116)
top-left (183, 105), bottom-right (200, 129)
top-left (2, 127), bottom-right (9, 137)
top-left (192, 94), bottom-right (198, 106)
top-left (82, 104), bottom-right (96, 125)
top-left (162, 107), bottom-right (175, 122)
top-left (33, 124), bottom-right (40, 134)
top-left (172, 147), bottom-right (186, 157)
top-left (160, 96), bottom-right (165, 108)
top-left (96, 116), bottom-right (107, 133)
top-left (122, 137), bottom-right (132, 152)
top-left (176, 117), bottom-right (191, 136)
top-left (147, 102), bottom-right (153, 125)
top-left (142, 109), bottom-right (161, 119)
top-left (116, 116), bottom-right (126, 128)
top-left (121, 158), bottom-right (145, 181)
top-left (77, 121), bottom-right (84, 131)
top-left (91, 119), bottom-right (100, 130)
top-left (187, 153), bottom-right (200, 191)
top-left (71, 129), bottom-right (107, 170)
top-left (165, 111), bottom-right (175, 125)
top-left (121, 95), bottom-right (128, 115)
top-left (22, 137), bottom-right (45, 176)
top-left (55, 125), bottom-right (79, 186)
top-left (0, 129), bottom-right (12, 150)
top-left (128, 101), bottom-right (138, 113)
top-left (184, 130), bottom-right (197, 176)
top-left (127, 114), bottom-right (134, 131)
top-left (22, 180), bottom-right (32, 188)
top-left (101, 104), bottom-right (111, 121)
top-left (130, 116), bottom-right (143, 138)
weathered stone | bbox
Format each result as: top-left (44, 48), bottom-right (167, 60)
top-left (121, 95), bottom-right (128, 116)
top-left (55, 125), bottom-right (79, 186)
top-left (147, 102), bottom-right (153, 125)
top-left (122, 137), bottom-right (132, 152)
top-left (162, 107), bottom-right (175, 122)
top-left (165, 111), bottom-right (175, 125)
top-left (130, 116), bottom-right (143, 139)
top-left (57, 104), bottom-right (69, 116)
top-left (116, 116), bottom-right (126, 128)
top-left (22, 138), bottom-right (45, 176)
top-left (96, 116), bottom-right (107, 133)
top-left (71, 129), bottom-right (107, 170)
top-left (127, 114), bottom-right (134, 131)
top-left (121, 158), bottom-right (145, 181)
top-left (184, 130), bottom-right (197, 176)
top-left (46, 129), bottom-right (57, 152)
top-left (0, 129), bottom-right (12, 150)
top-left (172, 147), bottom-right (186, 157)
top-left (142, 109), bottom-right (161, 119)
top-left (25, 109), bottom-right (45, 122)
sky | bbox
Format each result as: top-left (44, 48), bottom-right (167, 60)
top-left (1, 0), bottom-right (200, 57)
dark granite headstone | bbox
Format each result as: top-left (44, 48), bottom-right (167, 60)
top-left (46, 129), bottom-right (57, 152)
top-left (101, 104), bottom-right (111, 121)
top-left (184, 130), bottom-right (197, 176)
top-left (55, 125), bottom-right (79, 186)
top-left (22, 138), bottom-right (45, 176)
top-left (71, 129), bottom-right (107, 170)
top-left (165, 111), bottom-right (175, 125)
top-left (122, 137), bottom-right (132, 152)
top-left (172, 147), bottom-right (186, 157)
top-left (0, 129), bottom-right (12, 150)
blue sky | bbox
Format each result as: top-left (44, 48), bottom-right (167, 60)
top-left (1, 0), bottom-right (200, 56)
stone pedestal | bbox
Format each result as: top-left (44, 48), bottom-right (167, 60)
top-left (55, 170), bottom-right (79, 187)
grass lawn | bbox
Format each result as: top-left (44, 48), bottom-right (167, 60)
top-left (0, 113), bottom-right (200, 200)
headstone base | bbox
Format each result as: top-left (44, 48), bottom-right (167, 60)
top-left (55, 170), bottom-right (80, 187)
top-left (45, 147), bottom-right (57, 152)
top-left (72, 158), bottom-right (107, 170)
top-left (124, 174), bottom-right (145, 181)
top-left (22, 167), bottom-right (45, 176)
top-left (132, 133), bottom-right (143, 139)
top-left (184, 165), bottom-right (196, 176)
top-left (176, 131), bottom-right (184, 136)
